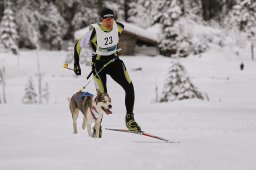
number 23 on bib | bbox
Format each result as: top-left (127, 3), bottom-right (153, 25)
top-left (92, 21), bottom-right (119, 56)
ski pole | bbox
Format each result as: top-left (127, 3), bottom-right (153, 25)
top-left (80, 58), bottom-right (118, 90)
top-left (64, 63), bottom-right (92, 78)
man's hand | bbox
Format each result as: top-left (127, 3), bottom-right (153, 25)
top-left (74, 63), bottom-right (81, 75)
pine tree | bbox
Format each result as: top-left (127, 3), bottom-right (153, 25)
top-left (128, 0), bottom-right (153, 28)
top-left (71, 7), bottom-right (98, 31)
top-left (55, 0), bottom-right (99, 40)
top-left (54, 0), bottom-right (81, 40)
top-left (23, 77), bottom-right (37, 104)
top-left (14, 0), bottom-right (40, 49)
top-left (64, 41), bottom-right (74, 64)
top-left (64, 41), bottom-right (91, 66)
top-left (0, 0), bottom-right (19, 54)
top-left (0, 68), bottom-right (2, 104)
top-left (104, 0), bottom-right (125, 21)
top-left (225, 0), bottom-right (256, 39)
top-left (160, 60), bottom-right (207, 102)
top-left (0, 42), bottom-right (5, 52)
top-left (41, 82), bottom-right (50, 103)
top-left (41, 2), bottom-right (67, 50)
top-left (182, 0), bottom-right (202, 20)
top-left (154, 0), bottom-right (186, 57)
top-left (79, 47), bottom-right (92, 66)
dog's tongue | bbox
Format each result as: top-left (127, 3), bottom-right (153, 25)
top-left (102, 107), bottom-right (112, 114)
top-left (106, 109), bottom-right (112, 115)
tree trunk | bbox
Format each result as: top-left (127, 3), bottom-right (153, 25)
top-left (58, 41), bottom-right (61, 51)
top-left (201, 0), bottom-right (210, 20)
top-left (124, 0), bottom-right (129, 22)
top-left (3, 74), bottom-right (6, 103)
top-left (252, 43), bottom-right (254, 61)
top-left (36, 51), bottom-right (42, 104)
top-left (38, 73), bottom-right (42, 104)
top-left (98, 0), bottom-right (103, 16)
top-left (0, 66), bottom-right (6, 103)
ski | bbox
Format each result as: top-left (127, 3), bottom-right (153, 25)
top-left (105, 128), bottom-right (180, 143)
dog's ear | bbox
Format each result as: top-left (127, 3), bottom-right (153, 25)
top-left (96, 89), bottom-right (102, 96)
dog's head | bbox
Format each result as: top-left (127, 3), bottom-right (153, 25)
top-left (94, 90), bottom-right (112, 115)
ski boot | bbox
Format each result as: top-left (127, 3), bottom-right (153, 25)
top-left (125, 114), bottom-right (142, 132)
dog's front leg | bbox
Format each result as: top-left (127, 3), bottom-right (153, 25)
top-left (94, 122), bottom-right (101, 138)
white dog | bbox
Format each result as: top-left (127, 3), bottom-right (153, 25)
top-left (68, 90), bottom-right (112, 138)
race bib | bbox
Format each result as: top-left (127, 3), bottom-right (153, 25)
top-left (92, 22), bottom-right (119, 55)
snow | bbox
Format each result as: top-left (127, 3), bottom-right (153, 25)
top-left (0, 47), bottom-right (256, 170)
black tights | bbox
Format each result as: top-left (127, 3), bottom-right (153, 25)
top-left (92, 58), bottom-right (135, 114)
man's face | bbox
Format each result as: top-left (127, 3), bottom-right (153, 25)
top-left (102, 18), bottom-right (114, 30)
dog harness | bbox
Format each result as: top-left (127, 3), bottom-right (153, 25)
top-left (81, 91), bottom-right (94, 97)
top-left (81, 92), bottom-right (98, 120)
top-left (90, 106), bottom-right (100, 120)
top-left (74, 91), bottom-right (94, 114)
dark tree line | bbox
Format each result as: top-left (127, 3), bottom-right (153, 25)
top-left (0, 0), bottom-right (254, 54)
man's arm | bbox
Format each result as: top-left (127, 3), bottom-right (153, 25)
top-left (74, 31), bottom-right (93, 62)
top-left (73, 30), bottom-right (93, 75)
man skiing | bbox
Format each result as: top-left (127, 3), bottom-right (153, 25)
top-left (73, 8), bottom-right (142, 133)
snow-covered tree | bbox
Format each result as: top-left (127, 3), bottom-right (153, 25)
top-left (153, 0), bottom-right (186, 57)
top-left (128, 0), bottom-right (153, 28)
top-left (40, 2), bottom-right (67, 50)
top-left (105, 0), bottom-right (125, 21)
top-left (0, 42), bottom-right (5, 52)
top-left (79, 47), bottom-right (92, 66)
top-left (14, 0), bottom-right (41, 49)
top-left (14, 1), bottom-right (67, 49)
top-left (182, 0), bottom-right (202, 20)
top-left (41, 82), bottom-right (50, 103)
top-left (64, 40), bottom-right (91, 66)
top-left (65, 40), bottom-right (92, 66)
top-left (55, 0), bottom-right (100, 40)
top-left (160, 60), bottom-right (207, 102)
top-left (0, 0), bottom-right (19, 54)
top-left (23, 77), bottom-right (37, 104)
top-left (64, 41), bottom-right (74, 64)
top-left (22, 67), bottom-right (50, 104)
top-left (71, 7), bottom-right (98, 31)
top-left (225, 0), bottom-right (256, 39)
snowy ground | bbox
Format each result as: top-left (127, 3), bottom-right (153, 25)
top-left (0, 48), bottom-right (256, 170)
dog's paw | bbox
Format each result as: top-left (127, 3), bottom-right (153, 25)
top-left (92, 136), bottom-right (101, 138)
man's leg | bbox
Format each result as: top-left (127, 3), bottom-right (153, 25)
top-left (108, 59), bottom-right (141, 131)
top-left (92, 63), bottom-right (107, 93)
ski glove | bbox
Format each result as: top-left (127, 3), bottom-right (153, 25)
top-left (74, 63), bottom-right (81, 75)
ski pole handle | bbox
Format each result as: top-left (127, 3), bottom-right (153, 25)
top-left (63, 63), bottom-right (74, 71)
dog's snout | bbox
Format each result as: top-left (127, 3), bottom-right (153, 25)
top-left (108, 105), bottom-right (112, 109)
